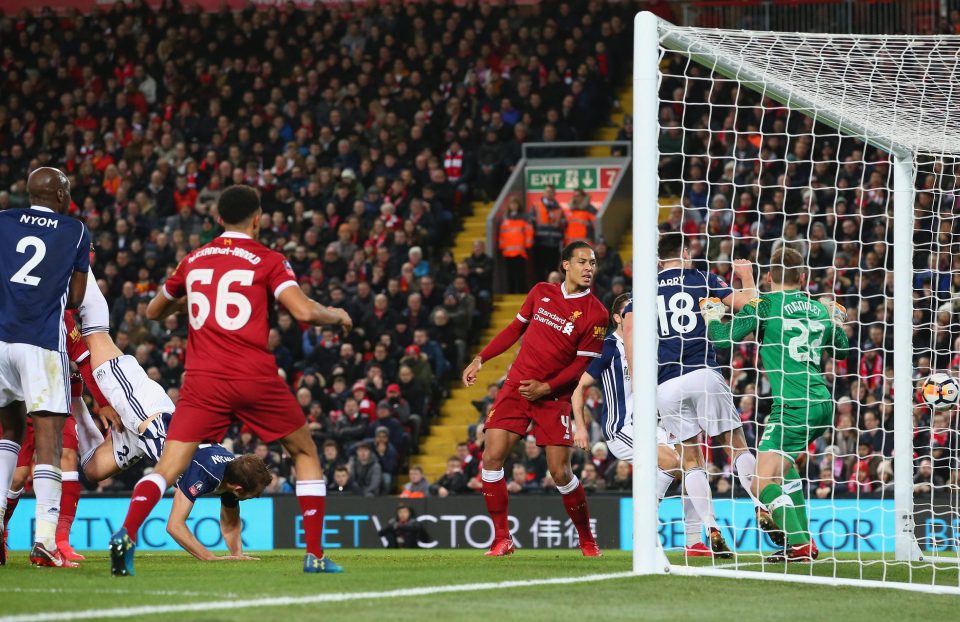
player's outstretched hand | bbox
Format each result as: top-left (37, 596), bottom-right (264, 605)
top-left (698, 297), bottom-right (725, 324)
top-left (518, 379), bottom-right (551, 401)
top-left (573, 426), bottom-right (590, 452)
top-left (462, 357), bottom-right (482, 387)
top-left (97, 404), bottom-right (124, 431)
top-left (821, 298), bottom-right (847, 325)
top-left (214, 555), bottom-right (260, 561)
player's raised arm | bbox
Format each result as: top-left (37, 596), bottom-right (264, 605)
top-left (462, 286), bottom-right (537, 387)
top-left (571, 371), bottom-right (596, 451)
top-left (702, 296), bottom-right (761, 348)
top-left (278, 286), bottom-right (352, 333)
top-left (724, 259), bottom-right (759, 311)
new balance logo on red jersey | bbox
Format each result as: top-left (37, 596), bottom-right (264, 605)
top-left (133, 496), bottom-right (148, 502)
top-left (304, 509), bottom-right (318, 517)
top-left (541, 297), bottom-right (551, 302)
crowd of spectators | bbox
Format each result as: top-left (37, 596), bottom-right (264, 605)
top-left (0, 0), bottom-right (636, 494)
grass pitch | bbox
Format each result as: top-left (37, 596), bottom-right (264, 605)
top-left (1, 550), bottom-right (958, 621)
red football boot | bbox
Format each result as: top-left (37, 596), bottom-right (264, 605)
top-left (56, 540), bottom-right (86, 562)
top-left (30, 543), bottom-right (79, 568)
top-left (484, 538), bottom-right (516, 557)
top-left (580, 540), bottom-right (603, 557)
top-left (684, 542), bottom-right (713, 557)
top-left (786, 541), bottom-right (819, 563)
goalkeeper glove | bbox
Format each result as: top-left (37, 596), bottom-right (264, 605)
top-left (823, 299), bottom-right (847, 325)
top-left (698, 297), bottom-right (725, 324)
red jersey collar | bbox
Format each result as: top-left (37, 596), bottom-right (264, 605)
top-left (561, 282), bottom-right (589, 299)
top-left (220, 232), bottom-right (252, 239)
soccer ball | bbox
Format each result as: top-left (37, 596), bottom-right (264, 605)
top-left (920, 373), bottom-right (960, 411)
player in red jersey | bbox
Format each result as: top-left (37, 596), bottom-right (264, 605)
top-left (1, 312), bottom-right (105, 567)
top-left (462, 241), bottom-right (609, 556)
top-left (109, 186), bottom-right (351, 576)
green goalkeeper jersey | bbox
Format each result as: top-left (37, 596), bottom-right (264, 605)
top-left (707, 290), bottom-right (849, 408)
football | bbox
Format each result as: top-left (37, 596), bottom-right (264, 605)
top-left (921, 373), bottom-right (960, 411)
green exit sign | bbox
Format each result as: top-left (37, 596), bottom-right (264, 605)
top-left (526, 166), bottom-right (620, 191)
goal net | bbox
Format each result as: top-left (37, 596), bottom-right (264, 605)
top-left (630, 12), bottom-right (960, 593)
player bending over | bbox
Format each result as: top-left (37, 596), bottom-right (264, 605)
top-left (72, 247), bottom-right (173, 481)
top-left (704, 247), bottom-right (848, 562)
top-left (571, 293), bottom-right (709, 556)
top-left (462, 241), bottom-right (607, 557)
top-left (167, 447), bottom-right (271, 561)
top-left (110, 185), bottom-right (351, 576)
top-left (624, 232), bottom-right (777, 556)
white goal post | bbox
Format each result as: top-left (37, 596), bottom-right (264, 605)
top-left (631, 10), bottom-right (960, 593)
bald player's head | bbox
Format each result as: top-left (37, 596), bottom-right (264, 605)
top-left (27, 167), bottom-right (71, 213)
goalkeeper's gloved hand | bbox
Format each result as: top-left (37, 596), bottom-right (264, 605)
top-left (698, 297), bottom-right (725, 324)
top-left (823, 299), bottom-right (847, 325)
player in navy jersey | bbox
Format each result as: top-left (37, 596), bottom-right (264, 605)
top-left (0, 167), bottom-right (90, 568)
top-left (571, 293), bottom-right (711, 555)
top-left (167, 447), bottom-right (271, 561)
top-left (623, 232), bottom-right (779, 554)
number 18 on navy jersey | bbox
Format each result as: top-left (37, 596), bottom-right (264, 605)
top-left (656, 268), bottom-right (732, 385)
top-left (0, 207), bottom-right (90, 351)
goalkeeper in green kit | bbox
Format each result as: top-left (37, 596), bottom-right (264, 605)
top-left (701, 248), bottom-right (849, 562)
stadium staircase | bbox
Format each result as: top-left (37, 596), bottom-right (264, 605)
top-left (410, 88), bottom-right (639, 482)
top-left (410, 203), bottom-right (525, 481)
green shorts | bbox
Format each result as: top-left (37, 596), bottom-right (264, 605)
top-left (758, 401), bottom-right (833, 462)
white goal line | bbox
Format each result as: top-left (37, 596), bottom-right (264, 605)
top-left (668, 565), bottom-right (960, 595)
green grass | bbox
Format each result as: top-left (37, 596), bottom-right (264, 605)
top-left (1, 550), bottom-right (958, 621)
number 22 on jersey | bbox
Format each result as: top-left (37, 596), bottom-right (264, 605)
top-left (186, 269), bottom-right (254, 331)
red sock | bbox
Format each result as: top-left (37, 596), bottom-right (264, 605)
top-left (4, 491), bottom-right (20, 531)
top-left (560, 480), bottom-right (595, 545)
top-left (482, 474), bottom-right (510, 541)
top-left (122, 474), bottom-right (165, 543)
top-left (296, 480), bottom-right (326, 558)
top-left (56, 476), bottom-right (81, 543)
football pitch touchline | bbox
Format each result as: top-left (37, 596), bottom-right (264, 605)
top-left (0, 572), bottom-right (637, 622)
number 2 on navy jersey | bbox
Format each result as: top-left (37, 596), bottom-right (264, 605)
top-left (656, 292), bottom-right (697, 336)
top-left (186, 268), bottom-right (254, 331)
top-left (10, 236), bottom-right (47, 286)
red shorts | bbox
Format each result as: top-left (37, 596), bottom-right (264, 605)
top-left (16, 415), bottom-right (79, 468)
top-left (167, 374), bottom-right (305, 444)
top-left (485, 382), bottom-right (574, 447)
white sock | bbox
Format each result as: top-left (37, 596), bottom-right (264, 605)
top-left (683, 493), bottom-right (703, 546)
top-left (556, 475), bottom-right (580, 495)
top-left (482, 468), bottom-right (505, 483)
top-left (734, 451), bottom-right (764, 509)
top-left (0, 440), bottom-right (21, 530)
top-left (296, 479), bottom-right (326, 497)
top-left (73, 398), bottom-right (104, 465)
top-left (656, 469), bottom-right (675, 500)
top-left (684, 468), bottom-right (718, 531)
top-left (33, 464), bottom-right (62, 548)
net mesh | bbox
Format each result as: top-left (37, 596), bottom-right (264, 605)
top-left (647, 23), bottom-right (960, 589)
